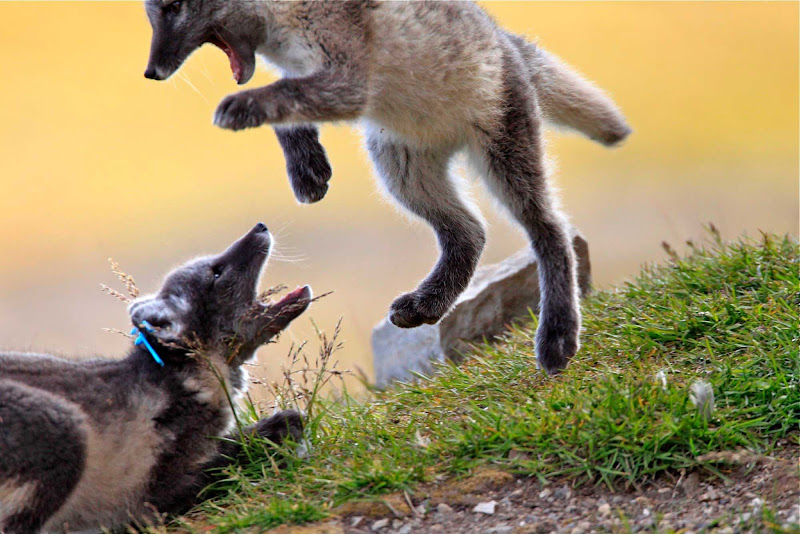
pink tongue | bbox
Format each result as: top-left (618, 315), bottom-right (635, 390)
top-left (282, 286), bottom-right (307, 302)
top-left (225, 48), bottom-right (243, 83)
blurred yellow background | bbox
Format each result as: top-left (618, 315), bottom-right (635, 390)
top-left (0, 2), bottom-right (796, 399)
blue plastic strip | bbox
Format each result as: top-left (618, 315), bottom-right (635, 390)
top-left (130, 320), bottom-right (165, 367)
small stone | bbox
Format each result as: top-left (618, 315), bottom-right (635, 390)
top-left (785, 504), bottom-right (800, 524)
top-left (570, 521), bottom-right (592, 534)
top-left (553, 485), bottom-right (571, 500)
top-left (538, 488), bottom-right (552, 499)
top-left (371, 518), bottom-right (389, 531)
top-left (392, 519), bottom-right (405, 529)
top-left (699, 488), bottom-right (718, 501)
top-left (642, 508), bottom-right (651, 517)
top-left (751, 497), bottom-right (764, 511)
top-left (682, 472), bottom-right (700, 495)
top-left (473, 501), bottom-right (497, 515)
top-left (398, 526), bottom-right (413, 534)
top-left (485, 525), bottom-right (513, 534)
top-left (597, 503), bottom-right (611, 517)
top-left (436, 503), bottom-right (453, 514)
top-left (351, 516), bottom-right (364, 527)
top-left (520, 519), bottom-right (558, 534)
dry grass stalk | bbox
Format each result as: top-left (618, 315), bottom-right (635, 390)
top-left (108, 258), bottom-right (140, 299)
top-left (267, 318), bottom-right (348, 419)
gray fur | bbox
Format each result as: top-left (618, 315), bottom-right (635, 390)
top-left (0, 224), bottom-right (309, 533)
top-left (143, 0), bottom-right (631, 373)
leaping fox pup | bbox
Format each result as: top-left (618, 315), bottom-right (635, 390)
top-left (144, 0), bottom-right (631, 374)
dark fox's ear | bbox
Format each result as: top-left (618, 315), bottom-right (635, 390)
top-left (128, 296), bottom-right (184, 343)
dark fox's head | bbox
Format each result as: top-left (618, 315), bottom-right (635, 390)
top-left (128, 223), bottom-right (312, 366)
top-left (143, 0), bottom-right (262, 85)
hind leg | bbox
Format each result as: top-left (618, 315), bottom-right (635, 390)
top-left (0, 381), bottom-right (86, 533)
top-left (367, 134), bottom-right (486, 328)
top-left (470, 54), bottom-right (580, 374)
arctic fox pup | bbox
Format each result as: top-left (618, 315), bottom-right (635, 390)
top-left (143, 0), bottom-right (631, 373)
top-left (0, 223), bottom-right (311, 533)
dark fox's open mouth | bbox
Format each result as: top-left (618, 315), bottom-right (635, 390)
top-left (207, 35), bottom-right (248, 84)
top-left (266, 286), bottom-right (313, 319)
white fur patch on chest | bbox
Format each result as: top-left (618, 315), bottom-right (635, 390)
top-left (258, 33), bottom-right (322, 79)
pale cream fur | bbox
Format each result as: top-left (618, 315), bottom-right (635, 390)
top-left (0, 480), bottom-right (38, 524)
top-left (43, 392), bottom-right (168, 532)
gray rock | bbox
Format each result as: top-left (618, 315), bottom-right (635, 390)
top-left (372, 322), bottom-right (443, 388)
top-left (373, 232), bottom-right (591, 387)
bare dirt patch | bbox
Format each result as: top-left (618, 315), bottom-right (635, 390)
top-left (270, 444), bottom-right (799, 533)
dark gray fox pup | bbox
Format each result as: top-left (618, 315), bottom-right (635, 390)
top-left (143, 0), bottom-right (631, 373)
top-left (0, 223), bottom-right (311, 533)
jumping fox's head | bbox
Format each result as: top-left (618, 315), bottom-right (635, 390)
top-left (128, 223), bottom-right (312, 366)
top-left (144, 0), bottom-right (262, 85)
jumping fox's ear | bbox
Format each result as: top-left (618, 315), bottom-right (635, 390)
top-left (128, 296), bottom-right (183, 343)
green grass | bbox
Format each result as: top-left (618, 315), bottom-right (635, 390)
top-left (176, 232), bottom-right (799, 532)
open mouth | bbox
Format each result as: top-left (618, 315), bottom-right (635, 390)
top-left (208, 35), bottom-right (245, 83)
top-left (267, 286), bottom-right (313, 318)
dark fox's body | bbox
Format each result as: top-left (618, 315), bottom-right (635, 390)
top-left (0, 225), bottom-right (309, 533)
top-left (145, 0), bottom-right (631, 373)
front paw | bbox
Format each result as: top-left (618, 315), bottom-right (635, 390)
top-left (254, 410), bottom-right (304, 444)
top-left (291, 179), bottom-right (329, 204)
top-left (289, 155), bottom-right (332, 204)
top-left (214, 91), bottom-right (272, 131)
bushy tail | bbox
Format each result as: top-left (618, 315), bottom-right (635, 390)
top-left (508, 33), bottom-right (632, 147)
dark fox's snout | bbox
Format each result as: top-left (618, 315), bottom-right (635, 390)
top-left (144, 65), bottom-right (162, 80)
top-left (217, 222), bottom-right (272, 270)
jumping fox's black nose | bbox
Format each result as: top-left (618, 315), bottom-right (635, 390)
top-left (144, 67), bottom-right (159, 80)
top-left (254, 222), bottom-right (268, 233)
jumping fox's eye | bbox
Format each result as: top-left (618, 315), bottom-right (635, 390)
top-left (165, 0), bottom-right (182, 15)
top-left (211, 265), bottom-right (223, 280)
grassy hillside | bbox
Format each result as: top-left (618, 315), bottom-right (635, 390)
top-left (173, 231), bottom-right (798, 532)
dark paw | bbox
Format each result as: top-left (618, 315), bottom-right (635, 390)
top-left (288, 156), bottom-right (332, 204)
top-left (214, 91), bottom-right (270, 131)
top-left (286, 145), bottom-right (332, 204)
top-left (535, 308), bottom-right (580, 375)
top-left (389, 292), bottom-right (448, 329)
top-left (254, 410), bottom-right (304, 444)
top-left (291, 180), bottom-right (329, 204)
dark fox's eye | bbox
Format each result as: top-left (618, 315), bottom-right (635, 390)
top-left (211, 265), bottom-right (223, 280)
top-left (165, 0), bottom-right (182, 15)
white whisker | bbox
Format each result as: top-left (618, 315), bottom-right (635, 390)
top-left (176, 70), bottom-right (208, 103)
